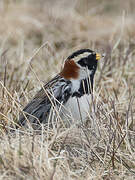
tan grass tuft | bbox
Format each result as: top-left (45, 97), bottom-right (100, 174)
top-left (0, 0), bottom-right (135, 179)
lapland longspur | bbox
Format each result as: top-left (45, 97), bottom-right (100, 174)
top-left (19, 49), bottom-right (104, 128)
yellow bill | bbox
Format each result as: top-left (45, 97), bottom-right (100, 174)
top-left (96, 53), bottom-right (101, 60)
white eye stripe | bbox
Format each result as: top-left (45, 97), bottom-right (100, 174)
top-left (92, 51), bottom-right (96, 55)
top-left (72, 52), bottom-right (92, 62)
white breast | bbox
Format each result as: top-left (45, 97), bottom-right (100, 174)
top-left (63, 94), bottom-right (91, 124)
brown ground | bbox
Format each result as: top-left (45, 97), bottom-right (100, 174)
top-left (0, 0), bottom-right (135, 179)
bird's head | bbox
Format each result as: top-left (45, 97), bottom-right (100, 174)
top-left (60, 49), bottom-right (103, 81)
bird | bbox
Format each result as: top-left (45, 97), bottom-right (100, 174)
top-left (19, 49), bottom-right (103, 129)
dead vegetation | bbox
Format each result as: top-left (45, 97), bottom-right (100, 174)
top-left (0, 0), bottom-right (135, 179)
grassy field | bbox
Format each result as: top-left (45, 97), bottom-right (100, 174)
top-left (0, 0), bottom-right (135, 179)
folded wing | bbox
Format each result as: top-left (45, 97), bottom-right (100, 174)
top-left (19, 75), bottom-right (72, 127)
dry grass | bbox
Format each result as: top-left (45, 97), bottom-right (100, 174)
top-left (0, 0), bottom-right (135, 179)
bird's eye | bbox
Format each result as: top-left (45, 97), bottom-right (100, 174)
top-left (84, 58), bottom-right (88, 65)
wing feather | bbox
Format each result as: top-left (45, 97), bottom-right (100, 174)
top-left (19, 75), bottom-right (72, 127)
